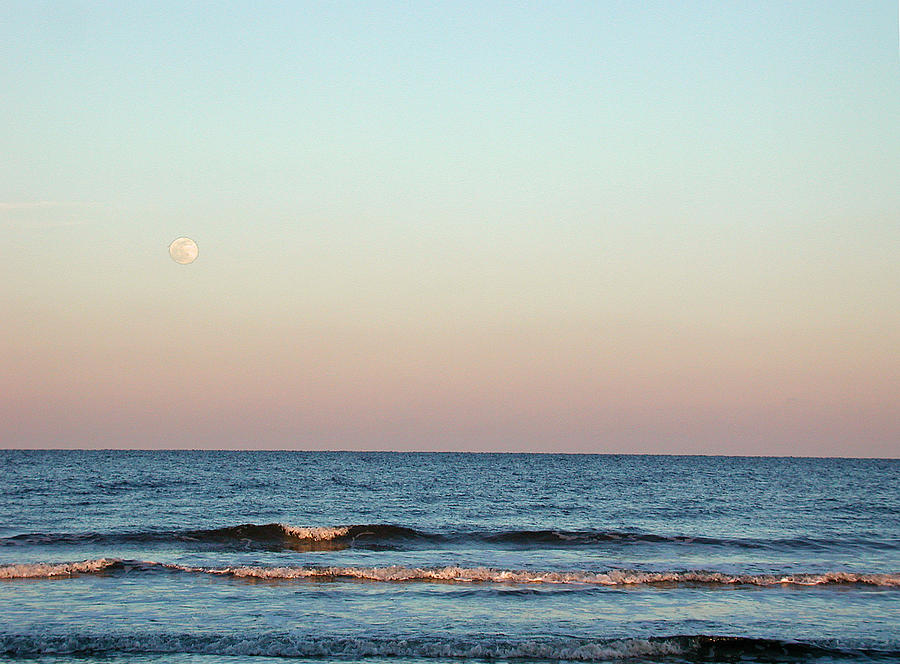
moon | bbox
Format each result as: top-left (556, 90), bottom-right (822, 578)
top-left (168, 237), bottom-right (199, 264)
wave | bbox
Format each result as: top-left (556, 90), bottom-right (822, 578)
top-left (3, 558), bottom-right (898, 587)
top-left (0, 632), bottom-right (895, 660)
top-left (0, 523), bottom-right (430, 551)
top-left (0, 558), bottom-right (122, 579)
top-left (198, 523), bottom-right (429, 548)
top-left (484, 530), bottom-right (732, 546)
top-left (481, 530), bottom-right (900, 550)
top-left (4, 522), bottom-right (896, 551)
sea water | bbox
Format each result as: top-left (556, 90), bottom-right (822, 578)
top-left (0, 451), bottom-right (898, 663)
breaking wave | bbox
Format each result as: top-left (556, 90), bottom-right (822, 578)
top-left (3, 558), bottom-right (898, 586)
top-left (0, 558), bottom-right (122, 579)
top-left (0, 632), bottom-right (895, 660)
top-left (0, 523), bottom-right (429, 551)
top-left (4, 523), bottom-right (895, 551)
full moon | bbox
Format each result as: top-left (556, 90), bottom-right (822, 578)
top-left (168, 237), bottom-right (199, 264)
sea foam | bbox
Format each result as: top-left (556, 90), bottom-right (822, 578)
top-left (0, 558), bottom-right (121, 579)
top-left (2, 558), bottom-right (898, 586)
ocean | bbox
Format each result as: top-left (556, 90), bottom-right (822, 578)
top-left (0, 451), bottom-right (897, 663)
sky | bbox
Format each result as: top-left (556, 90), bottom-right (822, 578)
top-left (1, 1), bottom-right (898, 456)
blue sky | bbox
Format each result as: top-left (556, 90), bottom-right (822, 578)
top-left (1, 2), bottom-right (898, 454)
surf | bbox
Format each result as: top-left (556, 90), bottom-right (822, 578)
top-left (3, 558), bottom-right (898, 587)
top-left (5, 523), bottom-right (895, 551)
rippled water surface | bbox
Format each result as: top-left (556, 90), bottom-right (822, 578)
top-left (1, 451), bottom-right (898, 663)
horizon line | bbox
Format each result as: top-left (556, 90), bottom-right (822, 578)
top-left (2, 448), bottom-right (897, 460)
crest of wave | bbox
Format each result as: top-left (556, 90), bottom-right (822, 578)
top-left (188, 565), bottom-right (900, 586)
top-left (3, 560), bottom-right (898, 586)
top-left (279, 525), bottom-right (351, 540)
top-left (0, 558), bottom-right (121, 579)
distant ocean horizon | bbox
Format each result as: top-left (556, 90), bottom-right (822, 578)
top-left (4, 448), bottom-right (897, 458)
top-left (2, 451), bottom-right (898, 663)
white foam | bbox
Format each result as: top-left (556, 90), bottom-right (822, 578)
top-left (173, 564), bottom-right (900, 587)
top-left (0, 558), bottom-right (120, 579)
top-left (279, 525), bottom-right (351, 540)
top-left (3, 558), bottom-right (897, 587)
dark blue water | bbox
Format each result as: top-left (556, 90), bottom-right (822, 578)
top-left (1, 452), bottom-right (898, 663)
